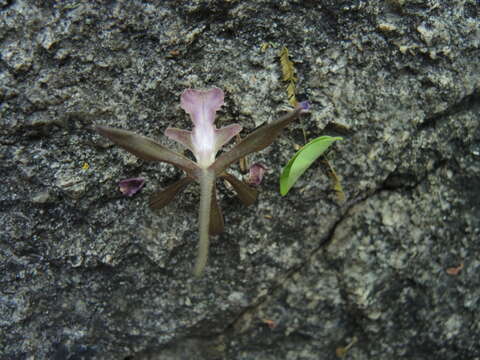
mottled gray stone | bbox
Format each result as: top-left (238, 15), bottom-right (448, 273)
top-left (0, 0), bottom-right (478, 359)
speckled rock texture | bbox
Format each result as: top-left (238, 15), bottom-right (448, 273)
top-left (1, 1), bottom-right (479, 359)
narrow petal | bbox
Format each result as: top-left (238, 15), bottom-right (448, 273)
top-left (214, 124), bottom-right (242, 152)
top-left (119, 177), bottom-right (145, 197)
top-left (164, 127), bottom-right (193, 151)
top-left (95, 125), bottom-right (200, 178)
top-left (149, 177), bottom-right (194, 209)
top-left (210, 107), bottom-right (305, 175)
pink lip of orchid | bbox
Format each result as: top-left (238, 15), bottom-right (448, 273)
top-left (165, 88), bottom-right (242, 168)
top-left (95, 88), bottom-right (308, 277)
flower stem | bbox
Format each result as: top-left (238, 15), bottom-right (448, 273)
top-left (193, 169), bottom-right (215, 277)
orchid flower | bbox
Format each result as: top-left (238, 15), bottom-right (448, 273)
top-left (165, 88), bottom-right (242, 168)
top-left (95, 88), bottom-right (308, 276)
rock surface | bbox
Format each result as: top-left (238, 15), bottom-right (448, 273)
top-left (0, 1), bottom-right (478, 359)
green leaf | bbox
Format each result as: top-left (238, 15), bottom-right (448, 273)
top-left (280, 136), bottom-right (342, 196)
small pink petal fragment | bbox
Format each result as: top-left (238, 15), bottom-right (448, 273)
top-left (446, 263), bottom-right (464, 276)
top-left (247, 163), bottom-right (267, 186)
top-left (298, 101), bottom-right (310, 111)
top-left (261, 319), bottom-right (277, 329)
top-left (119, 177), bottom-right (145, 197)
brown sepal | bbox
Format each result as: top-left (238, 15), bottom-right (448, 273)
top-left (149, 177), bottom-right (194, 210)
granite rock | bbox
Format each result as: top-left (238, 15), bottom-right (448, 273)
top-left (0, 0), bottom-right (478, 359)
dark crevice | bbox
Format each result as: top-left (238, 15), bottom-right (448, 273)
top-left (0, 0), bottom-right (14, 9)
top-left (382, 171), bottom-right (419, 190)
top-left (417, 89), bottom-right (480, 130)
top-left (380, 158), bottom-right (448, 192)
